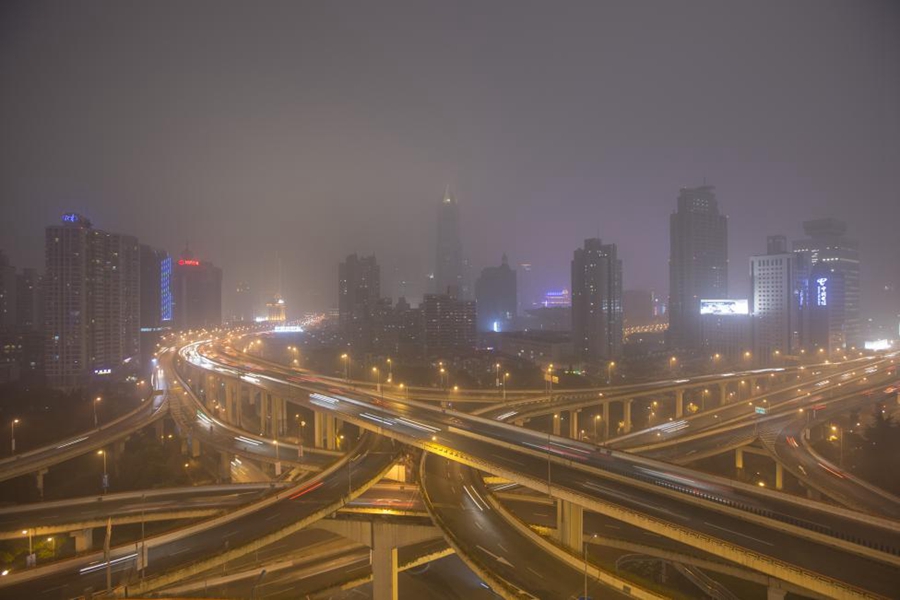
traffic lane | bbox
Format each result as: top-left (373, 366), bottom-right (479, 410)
top-left (443, 431), bottom-right (900, 598)
top-left (0, 486), bottom-right (279, 531)
top-left (0, 436), bottom-right (396, 600)
top-left (423, 453), bottom-right (625, 600)
top-left (215, 354), bottom-right (900, 553)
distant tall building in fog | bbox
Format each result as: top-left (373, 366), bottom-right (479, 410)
top-left (338, 253), bottom-right (381, 350)
top-left (668, 185), bottom-right (728, 351)
top-left (172, 247), bottom-right (222, 331)
top-left (139, 245), bottom-right (172, 332)
top-left (234, 281), bottom-right (253, 322)
top-left (15, 268), bottom-right (41, 331)
top-left (422, 289), bottom-right (476, 356)
top-left (571, 238), bottom-right (623, 365)
top-left (435, 188), bottom-right (464, 296)
top-left (793, 219), bottom-right (860, 352)
top-left (267, 294), bottom-right (286, 322)
top-left (44, 214), bottom-right (140, 390)
top-left (0, 251), bottom-right (15, 330)
top-left (750, 235), bottom-right (798, 359)
top-left (623, 290), bottom-right (656, 326)
top-left (475, 254), bottom-right (517, 332)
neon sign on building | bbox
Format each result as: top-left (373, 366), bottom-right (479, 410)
top-left (816, 277), bottom-right (828, 307)
top-left (178, 259), bottom-right (200, 267)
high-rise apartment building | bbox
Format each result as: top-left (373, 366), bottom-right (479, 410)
top-left (338, 253), bottom-right (381, 351)
top-left (172, 248), bottom-right (222, 331)
top-left (793, 219), bottom-right (860, 352)
top-left (234, 282), bottom-right (253, 322)
top-left (15, 268), bottom-right (41, 331)
top-left (0, 251), bottom-right (16, 331)
top-left (435, 188), bottom-right (464, 297)
top-left (474, 254), bottom-right (517, 332)
top-left (571, 238), bottom-right (623, 365)
top-left (750, 235), bottom-right (797, 360)
top-left (422, 290), bottom-right (476, 356)
top-left (139, 245), bottom-right (172, 332)
top-left (668, 185), bottom-right (728, 350)
top-left (44, 214), bottom-right (140, 389)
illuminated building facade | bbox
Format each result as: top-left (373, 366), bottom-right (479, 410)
top-left (172, 247), bottom-right (222, 331)
top-left (750, 235), bottom-right (798, 360)
top-left (474, 254), bottom-right (516, 332)
top-left (44, 214), bottom-right (140, 389)
top-left (668, 185), bottom-right (728, 350)
top-left (571, 238), bottom-right (623, 365)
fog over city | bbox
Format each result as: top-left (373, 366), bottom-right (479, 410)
top-left (2, 1), bottom-right (898, 319)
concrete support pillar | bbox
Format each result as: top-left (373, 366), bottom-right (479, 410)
top-left (556, 499), bottom-right (584, 552)
top-left (373, 541), bottom-right (399, 600)
top-left (718, 382), bottom-right (728, 405)
top-left (154, 419), bottom-right (165, 440)
top-left (219, 452), bottom-right (232, 483)
top-left (735, 448), bottom-right (744, 471)
top-left (35, 468), bottom-right (48, 498)
top-left (675, 389), bottom-right (684, 418)
top-left (622, 399), bottom-right (632, 434)
top-left (552, 414), bottom-right (561, 436)
top-left (191, 437), bottom-right (201, 458)
top-left (314, 412), bottom-right (337, 450)
top-left (775, 462), bottom-right (784, 490)
top-left (602, 402), bottom-right (610, 440)
top-left (568, 410), bottom-right (580, 439)
top-left (767, 585), bottom-right (787, 600)
top-left (72, 528), bottom-right (93, 553)
top-left (259, 392), bottom-right (269, 436)
top-left (225, 381), bottom-right (238, 424)
top-left (274, 396), bottom-right (286, 437)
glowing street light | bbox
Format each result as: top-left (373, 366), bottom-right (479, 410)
top-left (10, 419), bottom-right (19, 454)
top-left (94, 397), bottom-right (102, 427)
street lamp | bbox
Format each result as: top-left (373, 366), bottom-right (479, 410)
top-left (495, 363), bottom-right (501, 391)
top-left (607, 361), bottom-right (616, 385)
top-left (669, 356), bottom-right (677, 375)
top-left (547, 364), bottom-right (555, 396)
top-left (584, 533), bottom-right (598, 600)
top-left (340, 353), bottom-right (350, 383)
top-left (372, 367), bottom-right (382, 400)
top-left (503, 372), bottom-right (510, 400)
top-left (386, 358), bottom-right (392, 382)
top-left (10, 419), bottom-right (19, 454)
top-left (97, 450), bottom-right (108, 494)
top-left (94, 397), bottom-right (102, 427)
top-left (831, 424), bottom-right (844, 467)
top-left (593, 414), bottom-right (601, 439)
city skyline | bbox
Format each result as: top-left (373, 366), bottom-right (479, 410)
top-left (1, 2), bottom-right (898, 320)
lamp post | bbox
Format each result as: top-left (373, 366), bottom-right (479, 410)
top-left (607, 361), bottom-right (616, 385)
top-left (495, 363), bottom-right (501, 392)
top-left (386, 358), bottom-right (392, 382)
top-left (340, 353), bottom-right (350, 383)
top-left (372, 367), bottom-right (382, 400)
top-left (94, 397), bottom-right (102, 427)
top-left (583, 533), bottom-right (598, 599)
top-left (503, 372), bottom-right (510, 400)
top-left (831, 424), bottom-right (844, 467)
top-left (547, 364), bottom-right (555, 397)
top-left (10, 419), bottom-right (19, 454)
top-left (593, 414), bottom-right (601, 440)
top-left (669, 356), bottom-right (677, 375)
top-left (97, 450), bottom-right (108, 494)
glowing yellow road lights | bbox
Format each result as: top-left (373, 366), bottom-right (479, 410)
top-left (94, 397), bottom-right (102, 427)
top-left (607, 361), bottom-right (616, 384)
top-left (502, 372), bottom-right (510, 400)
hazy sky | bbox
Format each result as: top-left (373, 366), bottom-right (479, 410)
top-left (2, 1), bottom-right (898, 316)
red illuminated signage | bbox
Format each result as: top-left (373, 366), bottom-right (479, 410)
top-left (178, 259), bottom-right (200, 266)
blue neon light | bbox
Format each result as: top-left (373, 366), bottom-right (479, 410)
top-left (160, 257), bottom-right (173, 321)
top-left (816, 277), bottom-right (828, 307)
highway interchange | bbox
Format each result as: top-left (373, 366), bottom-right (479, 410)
top-left (0, 327), bottom-right (898, 599)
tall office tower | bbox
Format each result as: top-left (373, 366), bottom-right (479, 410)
top-left (571, 238), bottom-right (623, 365)
top-left (338, 253), bottom-right (381, 351)
top-left (435, 188), bottom-right (464, 296)
top-left (474, 254), bottom-right (517, 332)
top-left (139, 245), bottom-right (172, 331)
top-left (517, 262), bottom-right (534, 312)
top-left (0, 251), bottom-right (15, 330)
top-left (422, 290), bottom-right (476, 356)
top-left (793, 219), bottom-right (860, 351)
top-left (267, 294), bottom-right (287, 322)
top-left (234, 282), bottom-right (253, 322)
top-left (172, 247), bottom-right (222, 331)
top-left (668, 185), bottom-right (728, 351)
top-left (44, 214), bottom-right (141, 390)
top-left (15, 268), bottom-right (41, 331)
top-left (750, 235), bottom-right (797, 360)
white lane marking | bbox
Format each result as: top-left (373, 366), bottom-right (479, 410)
top-left (703, 521), bottom-right (774, 547)
top-left (476, 545), bottom-right (514, 568)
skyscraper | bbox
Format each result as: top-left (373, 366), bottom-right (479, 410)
top-left (0, 251), bottom-right (15, 331)
top-left (474, 254), bottom-right (517, 332)
top-left (172, 247), bottom-right (222, 331)
top-left (338, 253), bottom-right (381, 351)
top-left (668, 185), bottom-right (728, 350)
top-left (750, 235), bottom-right (797, 360)
top-left (234, 282), bottom-right (253, 323)
top-left (793, 219), bottom-right (860, 351)
top-left (44, 213), bottom-right (141, 389)
top-left (435, 188), bottom-right (464, 296)
top-left (571, 238), bottom-right (623, 365)
top-left (139, 244), bottom-right (172, 332)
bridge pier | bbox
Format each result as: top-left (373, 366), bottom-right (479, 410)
top-left (225, 380), bottom-right (239, 424)
top-left (602, 402), bottom-right (610, 440)
top-left (767, 584), bottom-right (787, 600)
top-left (775, 462), bottom-right (783, 491)
top-left (735, 448), bottom-right (744, 472)
top-left (622, 399), bottom-right (632, 434)
top-left (219, 451), bottom-right (232, 482)
top-left (71, 528), bottom-right (93, 553)
top-left (675, 389), bottom-right (684, 418)
top-left (314, 412), bottom-right (337, 450)
top-left (568, 410), bottom-right (580, 439)
top-left (259, 393), bottom-right (269, 436)
top-left (191, 437), bottom-right (201, 458)
top-left (718, 382), bottom-right (728, 405)
top-left (552, 414), bottom-right (561, 436)
top-left (35, 468), bottom-right (48, 499)
top-left (556, 499), bottom-right (583, 552)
